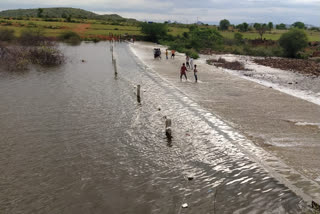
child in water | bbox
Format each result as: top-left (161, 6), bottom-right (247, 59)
top-left (194, 64), bottom-right (198, 83)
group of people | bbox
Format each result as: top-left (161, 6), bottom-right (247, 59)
top-left (157, 48), bottom-right (199, 83)
top-left (180, 55), bottom-right (198, 83)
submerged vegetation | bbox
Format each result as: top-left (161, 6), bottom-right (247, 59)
top-left (0, 28), bottom-right (64, 71)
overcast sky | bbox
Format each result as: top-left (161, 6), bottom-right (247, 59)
top-left (0, 0), bottom-right (319, 26)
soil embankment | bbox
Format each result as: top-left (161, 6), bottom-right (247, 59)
top-left (253, 58), bottom-right (320, 76)
top-left (73, 23), bottom-right (91, 35)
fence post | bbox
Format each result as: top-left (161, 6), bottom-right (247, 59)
top-left (137, 85), bottom-right (141, 103)
top-left (165, 118), bottom-right (172, 139)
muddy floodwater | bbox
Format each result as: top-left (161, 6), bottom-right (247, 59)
top-left (0, 42), bottom-right (309, 213)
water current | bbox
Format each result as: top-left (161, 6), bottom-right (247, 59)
top-left (0, 42), bottom-right (308, 213)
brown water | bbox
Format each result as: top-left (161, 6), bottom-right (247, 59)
top-left (0, 42), bottom-right (308, 213)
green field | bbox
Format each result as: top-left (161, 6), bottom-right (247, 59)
top-left (221, 30), bottom-right (320, 41)
top-left (0, 18), bottom-right (192, 38)
top-left (1, 18), bottom-right (319, 41)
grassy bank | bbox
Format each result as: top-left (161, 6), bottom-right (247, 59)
top-left (2, 17), bottom-right (319, 41)
top-left (1, 16), bottom-right (319, 61)
top-left (0, 18), bottom-right (192, 39)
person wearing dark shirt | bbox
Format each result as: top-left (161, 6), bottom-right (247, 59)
top-left (180, 63), bottom-right (187, 81)
top-left (194, 64), bottom-right (198, 83)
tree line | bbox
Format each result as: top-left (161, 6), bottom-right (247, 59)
top-left (219, 19), bottom-right (308, 31)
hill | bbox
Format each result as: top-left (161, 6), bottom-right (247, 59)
top-left (0, 7), bottom-right (137, 22)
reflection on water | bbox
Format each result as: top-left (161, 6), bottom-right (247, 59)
top-left (0, 42), bottom-right (307, 213)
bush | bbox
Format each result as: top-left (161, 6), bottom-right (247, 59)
top-left (279, 28), bottom-right (308, 58)
top-left (29, 46), bottom-right (65, 66)
top-left (58, 31), bottom-right (81, 44)
top-left (140, 22), bottom-right (168, 42)
top-left (234, 32), bottom-right (244, 44)
top-left (224, 38), bottom-right (237, 46)
top-left (19, 29), bottom-right (46, 46)
top-left (188, 27), bottom-right (223, 50)
top-left (243, 46), bottom-right (280, 57)
top-left (0, 44), bottom-right (65, 71)
top-left (0, 28), bottom-right (15, 42)
top-left (184, 49), bottom-right (199, 59)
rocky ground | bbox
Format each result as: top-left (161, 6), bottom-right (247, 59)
top-left (207, 58), bottom-right (249, 71)
top-left (253, 58), bottom-right (320, 76)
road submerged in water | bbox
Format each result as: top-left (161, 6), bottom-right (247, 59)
top-left (0, 42), bottom-right (317, 213)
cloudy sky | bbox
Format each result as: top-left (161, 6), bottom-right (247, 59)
top-left (0, 0), bottom-right (319, 26)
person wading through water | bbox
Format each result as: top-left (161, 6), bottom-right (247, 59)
top-left (194, 64), bottom-right (198, 83)
top-left (171, 50), bottom-right (176, 59)
top-left (186, 55), bottom-right (190, 68)
top-left (180, 63), bottom-right (188, 81)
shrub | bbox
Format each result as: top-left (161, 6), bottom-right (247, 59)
top-left (58, 31), bottom-right (81, 44)
top-left (188, 27), bottom-right (223, 50)
top-left (234, 32), bottom-right (244, 44)
top-left (224, 38), bottom-right (237, 46)
top-left (0, 44), bottom-right (65, 70)
top-left (243, 46), bottom-right (277, 57)
top-left (185, 49), bottom-right (199, 59)
top-left (279, 28), bottom-right (308, 58)
top-left (19, 29), bottom-right (47, 46)
top-left (0, 28), bottom-right (15, 42)
top-left (29, 46), bottom-right (65, 66)
top-left (0, 46), bottom-right (30, 70)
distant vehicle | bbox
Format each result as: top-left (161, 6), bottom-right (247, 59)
top-left (154, 48), bottom-right (161, 59)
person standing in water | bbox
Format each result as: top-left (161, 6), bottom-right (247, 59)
top-left (189, 57), bottom-right (194, 70)
top-left (186, 55), bottom-right (190, 68)
top-left (194, 64), bottom-right (198, 83)
top-left (180, 63), bottom-right (188, 81)
top-left (171, 50), bottom-right (176, 59)
top-left (165, 49), bottom-right (168, 59)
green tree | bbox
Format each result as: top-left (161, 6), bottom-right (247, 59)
top-left (243, 22), bottom-right (249, 32)
top-left (276, 23), bottom-right (286, 30)
top-left (268, 22), bottom-right (273, 31)
top-left (237, 22), bottom-right (249, 32)
top-left (66, 15), bottom-right (72, 22)
top-left (61, 13), bottom-right (67, 19)
top-left (292, 21), bottom-right (305, 29)
top-left (254, 23), bottom-right (268, 40)
top-left (37, 8), bottom-right (43, 18)
top-left (236, 24), bottom-right (244, 31)
top-left (188, 27), bottom-right (223, 50)
top-left (253, 23), bottom-right (260, 29)
top-left (279, 28), bottom-right (308, 58)
top-left (140, 22), bottom-right (168, 42)
top-left (219, 19), bottom-right (230, 31)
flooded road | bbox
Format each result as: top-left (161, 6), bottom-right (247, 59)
top-left (0, 42), bottom-right (309, 213)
